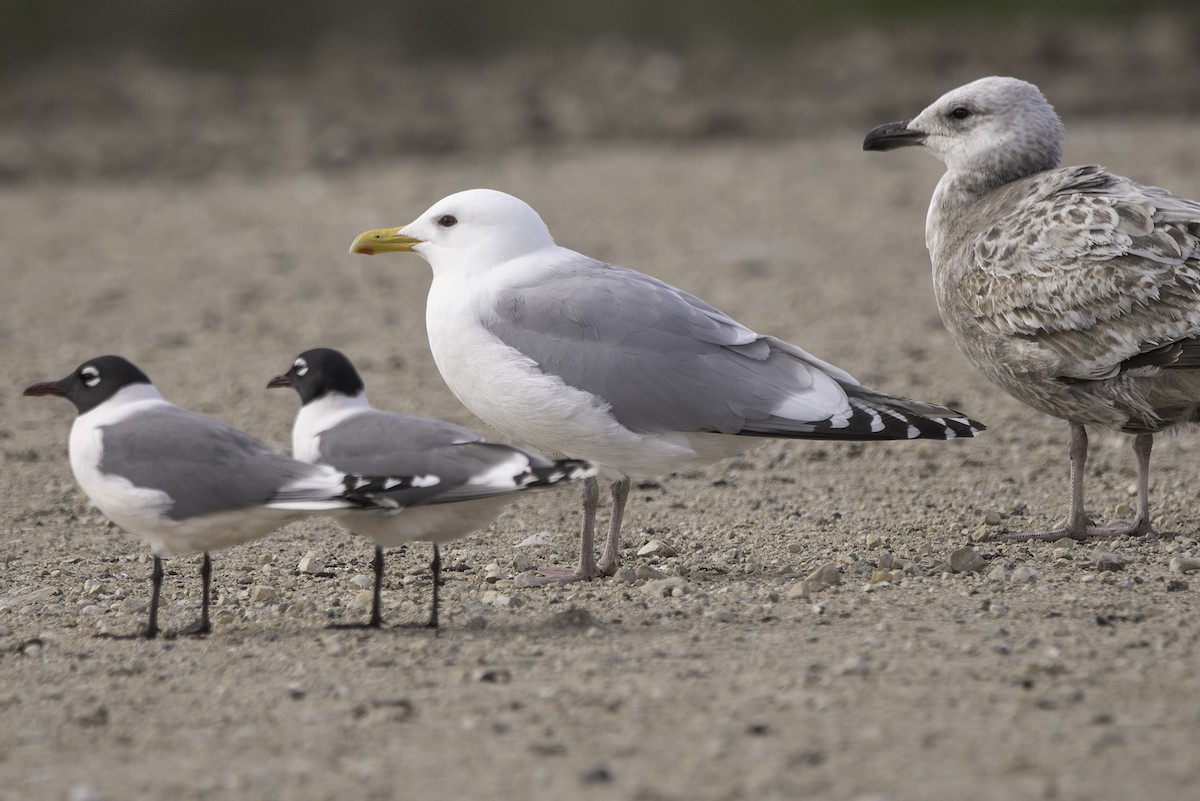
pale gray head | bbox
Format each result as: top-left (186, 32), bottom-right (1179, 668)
top-left (864, 76), bottom-right (1065, 192)
top-left (350, 189), bottom-right (557, 273)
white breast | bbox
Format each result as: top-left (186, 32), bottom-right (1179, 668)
top-left (292, 391), bottom-right (372, 463)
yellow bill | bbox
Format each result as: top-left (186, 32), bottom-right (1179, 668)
top-left (349, 227), bottom-right (423, 256)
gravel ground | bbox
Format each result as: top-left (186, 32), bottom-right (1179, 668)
top-left (4, 120), bottom-right (1200, 800)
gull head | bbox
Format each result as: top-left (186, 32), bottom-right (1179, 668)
top-left (864, 76), bottom-right (1064, 190)
top-left (350, 188), bottom-right (556, 271)
top-left (22, 355), bottom-right (155, 415)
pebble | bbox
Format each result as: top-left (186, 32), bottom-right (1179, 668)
top-left (787, 582), bottom-right (812, 600)
top-left (1052, 548), bottom-right (1072, 561)
top-left (512, 571), bottom-right (542, 589)
top-left (868, 570), bottom-right (892, 585)
top-left (983, 508), bottom-right (1004, 526)
top-left (249, 585), bottom-right (278, 602)
top-left (483, 562), bottom-right (506, 583)
top-left (1169, 556), bottom-right (1200, 574)
top-left (482, 591), bottom-right (522, 609)
top-left (637, 539), bottom-right (678, 558)
top-left (82, 578), bottom-right (104, 595)
top-left (515, 533), bottom-right (554, 548)
top-left (806, 562), bottom-right (842, 589)
top-left (836, 655), bottom-right (870, 676)
top-left (949, 546), bottom-right (987, 574)
top-left (613, 566), bottom-right (638, 585)
top-left (512, 552), bottom-right (536, 572)
top-left (350, 590), bottom-right (374, 609)
top-left (1091, 551), bottom-right (1133, 572)
top-left (349, 574), bottom-right (373, 590)
top-left (1114, 503), bottom-right (1134, 519)
top-left (1053, 537), bottom-right (1075, 549)
top-left (642, 577), bottom-right (687, 598)
top-left (68, 785), bottom-right (101, 801)
top-left (635, 564), bottom-right (665, 581)
top-left (298, 553), bottom-right (325, 575)
top-left (1010, 566), bottom-right (1039, 584)
top-left (987, 565), bottom-right (1010, 582)
top-left (864, 532), bottom-right (884, 549)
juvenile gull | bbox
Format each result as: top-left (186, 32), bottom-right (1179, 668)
top-left (23, 355), bottom-right (444, 638)
top-left (349, 189), bottom-right (984, 580)
top-left (268, 348), bottom-right (592, 627)
top-left (864, 75), bottom-right (1200, 540)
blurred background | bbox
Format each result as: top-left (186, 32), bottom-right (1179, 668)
top-left (2, 0), bottom-right (1198, 183)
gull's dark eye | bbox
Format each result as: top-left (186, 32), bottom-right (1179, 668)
top-left (80, 366), bottom-right (101, 388)
top-left (949, 106), bottom-right (971, 120)
top-left (437, 214), bottom-right (458, 228)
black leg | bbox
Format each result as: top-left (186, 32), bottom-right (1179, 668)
top-left (180, 552), bottom-right (213, 636)
top-left (368, 544), bottom-right (384, 628)
top-left (425, 543), bottom-right (441, 629)
top-left (145, 555), bottom-right (163, 639)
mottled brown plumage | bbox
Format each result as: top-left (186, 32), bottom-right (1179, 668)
top-left (865, 76), bottom-right (1200, 540)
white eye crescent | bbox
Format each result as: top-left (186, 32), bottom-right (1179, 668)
top-left (294, 358), bottom-right (308, 377)
top-left (81, 366), bottom-right (101, 388)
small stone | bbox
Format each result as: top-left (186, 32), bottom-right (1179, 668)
top-left (1051, 548), bottom-right (1072, 561)
top-left (836, 655), bottom-right (870, 676)
top-left (349, 574), bottom-right (373, 590)
top-left (637, 539), bottom-right (678, 558)
top-left (987, 565), bottom-right (1010, 582)
top-left (1169, 556), bottom-right (1200, 574)
top-left (635, 564), bottom-right (664, 581)
top-left (298, 553), bottom-right (324, 575)
top-left (249, 585), bottom-right (278, 603)
top-left (350, 590), bottom-right (375, 609)
top-left (512, 571), bottom-right (542, 589)
top-left (983, 508), bottom-right (1004, 526)
top-left (642, 577), bottom-right (687, 598)
top-left (613, 566), bottom-right (638, 585)
top-left (787, 542), bottom-right (804, 554)
top-left (949, 546), bottom-right (987, 574)
top-left (1113, 503), bottom-right (1134, 519)
top-left (68, 785), bottom-right (101, 801)
top-left (287, 682), bottom-right (306, 700)
top-left (487, 593), bottom-right (522, 609)
top-left (1053, 537), bottom-right (1076, 549)
top-left (512, 552), bottom-right (536, 572)
top-left (877, 552), bottom-right (895, 570)
top-left (473, 667), bottom-right (512, 683)
top-left (805, 562), bottom-right (842, 590)
top-left (516, 533), bottom-right (554, 548)
top-left (1092, 551), bottom-right (1133, 572)
top-left (864, 532), bottom-right (884, 549)
top-left (1010, 566), bottom-right (1039, 584)
top-left (868, 570), bottom-right (893, 585)
top-left (483, 562), bottom-right (506, 583)
top-left (582, 765), bottom-right (613, 784)
top-left (787, 581), bottom-right (812, 600)
top-left (82, 578), bottom-right (104, 595)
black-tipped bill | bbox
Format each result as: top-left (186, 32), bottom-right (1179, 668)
top-left (863, 120), bottom-right (926, 151)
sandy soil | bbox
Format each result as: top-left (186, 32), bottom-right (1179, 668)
top-left (4, 122), bottom-right (1200, 801)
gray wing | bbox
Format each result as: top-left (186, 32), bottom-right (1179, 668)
top-left (315, 412), bottom-right (583, 502)
top-left (960, 166), bottom-right (1200, 380)
top-left (315, 411), bottom-right (483, 478)
top-left (99, 407), bottom-right (335, 520)
top-left (483, 255), bottom-right (977, 439)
